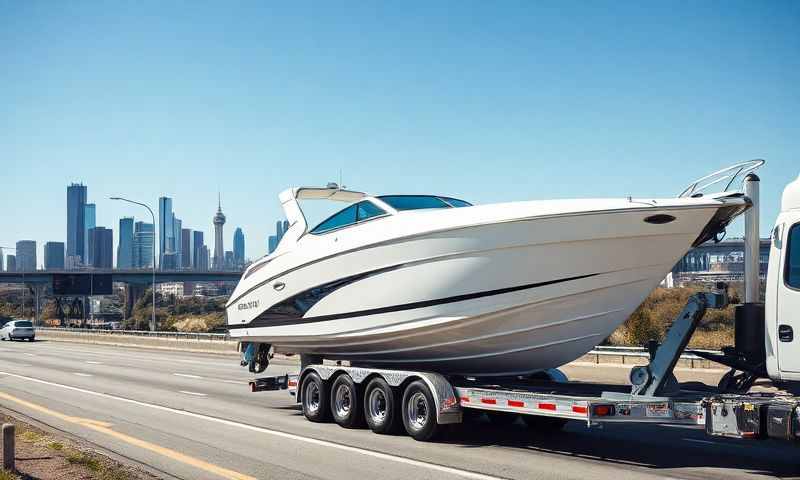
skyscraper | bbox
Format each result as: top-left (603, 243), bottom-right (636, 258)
top-left (198, 245), bottom-right (210, 271)
top-left (173, 216), bottom-right (182, 268)
top-left (158, 197), bottom-right (174, 269)
top-left (0, 249), bottom-right (3, 271)
top-left (16, 240), bottom-right (36, 271)
top-left (181, 228), bottom-right (192, 269)
top-left (117, 217), bottom-right (134, 269)
top-left (6, 255), bottom-right (16, 272)
top-left (88, 227), bottom-right (113, 269)
top-left (83, 203), bottom-right (96, 265)
top-left (67, 183), bottom-right (87, 266)
top-left (192, 231), bottom-right (205, 270)
top-left (224, 250), bottom-right (234, 270)
top-left (133, 222), bottom-right (154, 269)
top-left (233, 227), bottom-right (245, 266)
top-left (44, 242), bottom-right (65, 270)
top-left (212, 195), bottom-right (226, 271)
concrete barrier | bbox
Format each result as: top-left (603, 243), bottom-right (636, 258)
top-left (36, 329), bottom-right (239, 355)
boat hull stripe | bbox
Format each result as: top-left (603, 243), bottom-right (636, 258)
top-left (229, 272), bottom-right (599, 330)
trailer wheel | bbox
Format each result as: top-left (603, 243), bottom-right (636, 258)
top-left (330, 374), bottom-right (364, 428)
top-left (485, 411), bottom-right (518, 426)
top-left (363, 377), bottom-right (401, 434)
top-left (522, 415), bottom-right (568, 431)
top-left (401, 380), bottom-right (441, 441)
top-left (301, 372), bottom-right (331, 423)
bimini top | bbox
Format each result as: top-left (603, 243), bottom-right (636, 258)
top-left (782, 173), bottom-right (800, 212)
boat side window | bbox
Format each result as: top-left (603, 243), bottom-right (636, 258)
top-left (309, 204), bottom-right (359, 234)
top-left (786, 223), bottom-right (800, 289)
top-left (356, 201), bottom-right (386, 222)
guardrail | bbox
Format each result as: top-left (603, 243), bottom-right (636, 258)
top-left (35, 327), bottom-right (231, 342)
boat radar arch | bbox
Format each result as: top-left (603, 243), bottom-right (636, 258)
top-left (276, 185), bottom-right (368, 251)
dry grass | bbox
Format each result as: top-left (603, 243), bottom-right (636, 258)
top-left (0, 470), bottom-right (19, 480)
top-left (608, 286), bottom-right (737, 350)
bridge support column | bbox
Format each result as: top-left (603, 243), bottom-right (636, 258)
top-left (124, 284), bottom-right (146, 319)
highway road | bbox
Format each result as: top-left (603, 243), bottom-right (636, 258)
top-left (0, 340), bottom-right (797, 480)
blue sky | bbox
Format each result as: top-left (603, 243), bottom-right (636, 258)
top-left (2, 1), bottom-right (798, 264)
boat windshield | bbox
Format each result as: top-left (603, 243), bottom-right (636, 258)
top-left (378, 195), bottom-right (472, 211)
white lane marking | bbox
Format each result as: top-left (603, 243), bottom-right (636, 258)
top-left (0, 371), bottom-right (504, 480)
top-left (178, 390), bottom-right (207, 397)
top-left (173, 373), bottom-right (203, 379)
top-left (221, 380), bottom-right (247, 385)
top-left (73, 373), bottom-right (93, 377)
top-left (25, 353), bottom-right (36, 357)
top-left (16, 364), bottom-right (32, 368)
top-left (682, 438), bottom-right (720, 447)
top-left (86, 361), bottom-right (103, 365)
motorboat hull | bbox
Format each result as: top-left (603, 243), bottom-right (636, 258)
top-left (228, 199), bottom-right (745, 376)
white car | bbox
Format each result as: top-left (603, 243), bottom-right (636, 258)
top-left (0, 320), bottom-right (35, 341)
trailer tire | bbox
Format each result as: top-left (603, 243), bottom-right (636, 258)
top-left (522, 415), bottom-right (568, 431)
top-left (401, 380), bottom-right (441, 441)
top-left (363, 377), bottom-right (401, 434)
top-left (301, 372), bottom-right (331, 423)
top-left (331, 374), bottom-right (365, 428)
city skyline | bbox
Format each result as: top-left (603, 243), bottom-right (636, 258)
top-left (0, 182), bottom-right (247, 271)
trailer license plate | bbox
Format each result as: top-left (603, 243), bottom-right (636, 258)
top-left (646, 403), bottom-right (670, 418)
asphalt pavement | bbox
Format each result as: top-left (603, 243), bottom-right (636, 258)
top-left (0, 339), bottom-right (797, 480)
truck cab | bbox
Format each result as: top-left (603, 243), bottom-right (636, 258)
top-left (766, 173), bottom-right (800, 382)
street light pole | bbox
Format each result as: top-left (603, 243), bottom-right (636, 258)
top-left (110, 197), bottom-right (157, 331)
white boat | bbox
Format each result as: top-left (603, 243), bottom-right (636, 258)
top-left (227, 161), bottom-right (762, 376)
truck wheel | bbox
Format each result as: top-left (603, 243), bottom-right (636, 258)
top-left (486, 411), bottom-right (518, 426)
top-left (401, 380), bottom-right (441, 441)
top-left (364, 377), bottom-right (401, 434)
top-left (522, 415), bottom-right (568, 431)
top-left (331, 374), bottom-right (364, 428)
top-left (301, 372), bottom-right (331, 423)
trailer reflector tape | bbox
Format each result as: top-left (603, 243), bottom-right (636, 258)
top-left (572, 405), bottom-right (588, 414)
top-left (538, 402), bottom-right (556, 411)
top-left (507, 400), bottom-right (524, 408)
top-left (460, 396), bottom-right (470, 403)
top-left (480, 398), bottom-right (497, 405)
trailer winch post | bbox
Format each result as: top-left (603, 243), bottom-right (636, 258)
top-left (744, 173), bottom-right (760, 303)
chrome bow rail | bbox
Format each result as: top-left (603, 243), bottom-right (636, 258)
top-left (678, 159), bottom-right (765, 198)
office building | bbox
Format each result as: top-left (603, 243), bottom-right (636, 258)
top-left (67, 183), bottom-right (87, 266)
top-left (88, 227), bottom-right (113, 269)
top-left (44, 242), bottom-right (65, 270)
top-left (84, 203), bottom-right (96, 265)
top-left (233, 227), bottom-right (245, 266)
top-left (181, 228), bottom-right (192, 269)
top-left (117, 217), bottom-right (134, 269)
top-left (133, 221), bottom-right (155, 269)
top-left (192, 231), bottom-right (204, 270)
top-left (158, 196), bottom-right (174, 269)
top-left (198, 245), bottom-right (210, 271)
top-left (224, 250), bottom-right (234, 270)
top-left (267, 219), bottom-right (291, 254)
top-left (173, 216), bottom-right (182, 268)
top-left (212, 195), bottom-right (226, 270)
top-left (0, 250), bottom-right (3, 271)
top-left (16, 240), bottom-right (36, 271)
top-left (6, 255), bottom-right (16, 272)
